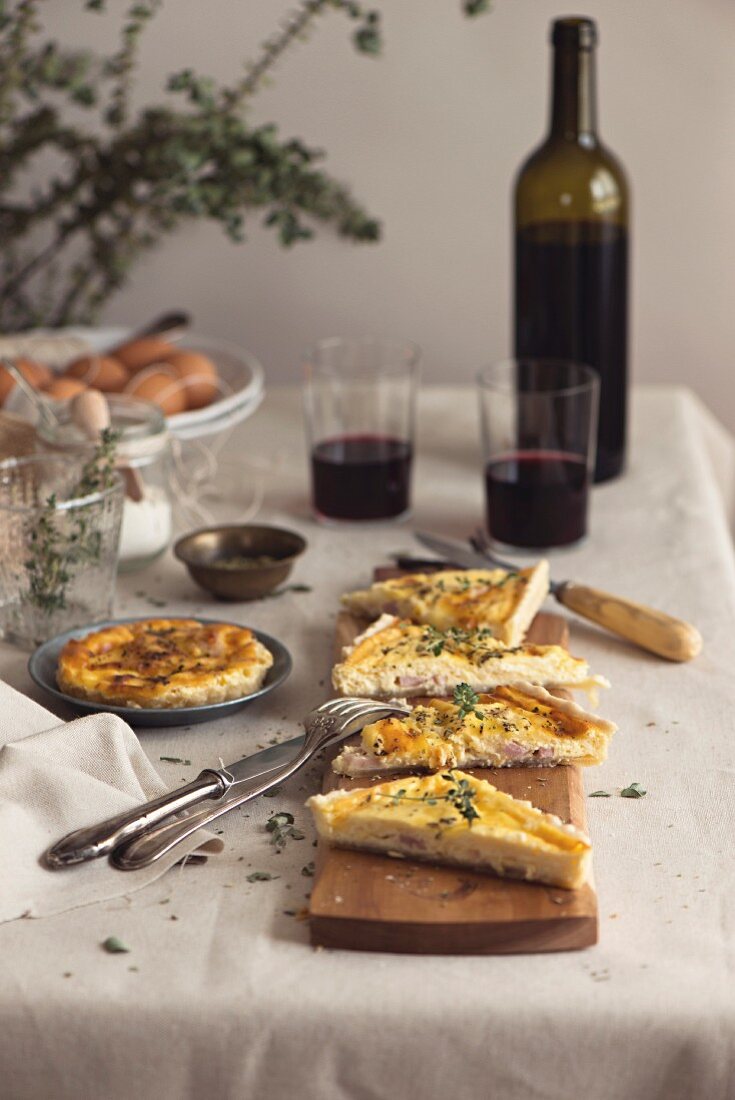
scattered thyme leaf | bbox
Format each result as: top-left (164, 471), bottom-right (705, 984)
top-left (102, 936), bottom-right (130, 954)
top-left (589, 790), bottom-right (611, 798)
top-left (159, 756), bottom-right (191, 765)
top-left (301, 862), bottom-right (315, 877)
top-left (266, 811), bottom-right (305, 848)
top-left (262, 785), bottom-right (283, 798)
top-left (262, 584), bottom-right (313, 600)
top-left (246, 871), bottom-right (279, 882)
top-left (621, 782), bottom-right (647, 799)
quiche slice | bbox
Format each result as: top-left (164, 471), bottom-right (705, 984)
top-left (332, 614), bottom-right (608, 700)
top-left (341, 563), bottom-right (549, 645)
top-left (57, 618), bottom-right (273, 709)
top-left (332, 682), bottom-right (616, 775)
top-left (307, 770), bottom-right (591, 890)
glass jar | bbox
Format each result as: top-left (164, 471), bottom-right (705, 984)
top-left (38, 396), bottom-right (174, 572)
top-left (0, 454), bottom-right (124, 647)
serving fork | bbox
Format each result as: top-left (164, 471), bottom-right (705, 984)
top-left (45, 697), bottom-right (410, 872)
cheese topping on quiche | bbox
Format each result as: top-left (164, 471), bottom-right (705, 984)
top-left (341, 563), bottom-right (549, 645)
top-left (331, 682), bottom-right (616, 775)
top-left (307, 770), bottom-right (591, 890)
top-left (332, 614), bottom-right (608, 700)
top-left (57, 618), bottom-right (273, 709)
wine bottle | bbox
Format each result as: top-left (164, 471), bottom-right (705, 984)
top-left (514, 17), bottom-right (629, 483)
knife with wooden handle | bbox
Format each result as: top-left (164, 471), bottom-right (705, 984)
top-left (414, 532), bottom-right (703, 662)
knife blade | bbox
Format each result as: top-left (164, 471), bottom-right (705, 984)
top-left (414, 532), bottom-right (518, 574)
top-left (45, 734), bottom-right (305, 868)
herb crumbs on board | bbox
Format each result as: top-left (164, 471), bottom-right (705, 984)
top-left (247, 871), bottom-right (279, 882)
top-left (160, 756), bottom-right (191, 765)
top-left (301, 862), bottom-right (315, 877)
top-left (621, 782), bottom-right (647, 798)
top-left (589, 790), bottom-right (611, 798)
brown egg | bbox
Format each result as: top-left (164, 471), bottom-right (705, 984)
top-left (44, 377), bottom-right (88, 401)
top-left (18, 358), bottom-right (53, 390)
top-left (125, 366), bottom-right (187, 416)
top-left (0, 366), bottom-right (15, 406)
top-left (0, 358), bottom-right (53, 405)
top-left (166, 350), bottom-right (219, 410)
top-left (114, 338), bottom-right (178, 373)
top-left (64, 354), bottom-right (130, 393)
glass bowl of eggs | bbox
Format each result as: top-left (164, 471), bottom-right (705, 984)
top-left (0, 327), bottom-right (264, 441)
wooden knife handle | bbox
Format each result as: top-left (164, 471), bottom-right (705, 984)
top-left (555, 582), bottom-right (703, 662)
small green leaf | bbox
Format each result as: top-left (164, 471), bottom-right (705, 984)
top-left (621, 782), bottom-right (647, 799)
top-left (301, 862), bottom-right (315, 877)
top-left (102, 936), bottom-right (130, 954)
top-left (159, 756), bottom-right (191, 765)
top-left (589, 790), bottom-right (611, 798)
top-left (246, 871), bottom-right (278, 882)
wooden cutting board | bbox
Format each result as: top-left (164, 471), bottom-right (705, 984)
top-left (308, 590), bottom-right (598, 955)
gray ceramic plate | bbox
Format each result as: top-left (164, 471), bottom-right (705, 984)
top-left (28, 617), bottom-right (292, 728)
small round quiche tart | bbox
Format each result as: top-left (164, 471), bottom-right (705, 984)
top-left (57, 618), bottom-right (274, 709)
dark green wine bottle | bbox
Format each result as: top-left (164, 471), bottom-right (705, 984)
top-left (514, 17), bottom-right (629, 483)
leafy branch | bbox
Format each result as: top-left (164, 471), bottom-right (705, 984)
top-left (0, 0), bottom-right (491, 330)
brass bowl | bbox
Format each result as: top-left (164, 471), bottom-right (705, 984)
top-left (174, 525), bottom-right (307, 601)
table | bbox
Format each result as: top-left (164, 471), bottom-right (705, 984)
top-left (1, 385), bottom-right (733, 1100)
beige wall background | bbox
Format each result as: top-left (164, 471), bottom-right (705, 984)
top-left (46, 1), bottom-right (735, 425)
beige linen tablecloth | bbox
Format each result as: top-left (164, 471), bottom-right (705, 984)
top-left (0, 384), bottom-right (733, 1100)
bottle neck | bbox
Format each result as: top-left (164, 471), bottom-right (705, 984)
top-left (549, 45), bottom-right (597, 144)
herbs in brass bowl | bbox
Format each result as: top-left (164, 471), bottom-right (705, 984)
top-left (174, 525), bottom-right (307, 601)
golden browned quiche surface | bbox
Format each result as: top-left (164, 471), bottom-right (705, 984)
top-left (341, 563), bottom-right (549, 645)
top-left (57, 618), bottom-right (273, 708)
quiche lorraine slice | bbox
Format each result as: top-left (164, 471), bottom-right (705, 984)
top-left (332, 614), bottom-right (608, 700)
top-left (331, 682), bottom-right (616, 776)
top-left (307, 770), bottom-right (591, 890)
top-left (57, 618), bottom-right (273, 709)
top-left (341, 563), bottom-right (549, 645)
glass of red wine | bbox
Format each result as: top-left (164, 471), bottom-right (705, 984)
top-left (303, 337), bottom-right (420, 523)
top-left (478, 360), bottom-right (599, 549)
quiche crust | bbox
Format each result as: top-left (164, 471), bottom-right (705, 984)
top-left (332, 614), bottom-right (608, 700)
top-left (308, 770), bottom-right (591, 890)
top-left (57, 618), bottom-right (273, 709)
top-left (332, 682), bottom-right (617, 775)
top-left (341, 563), bottom-right (549, 646)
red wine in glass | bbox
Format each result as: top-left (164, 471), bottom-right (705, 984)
top-left (311, 434), bottom-right (412, 521)
top-left (485, 450), bottom-right (589, 548)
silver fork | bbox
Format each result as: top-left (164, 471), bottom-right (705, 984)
top-left (110, 696), bottom-right (410, 872)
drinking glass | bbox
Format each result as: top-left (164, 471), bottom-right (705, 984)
top-left (478, 359), bottom-right (599, 549)
top-left (0, 454), bottom-right (124, 648)
top-left (303, 336), bottom-right (420, 522)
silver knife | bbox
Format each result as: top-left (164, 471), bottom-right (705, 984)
top-left (45, 735), bottom-right (304, 868)
top-left (414, 532), bottom-right (520, 576)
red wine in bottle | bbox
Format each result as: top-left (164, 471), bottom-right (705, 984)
top-left (514, 17), bottom-right (629, 483)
